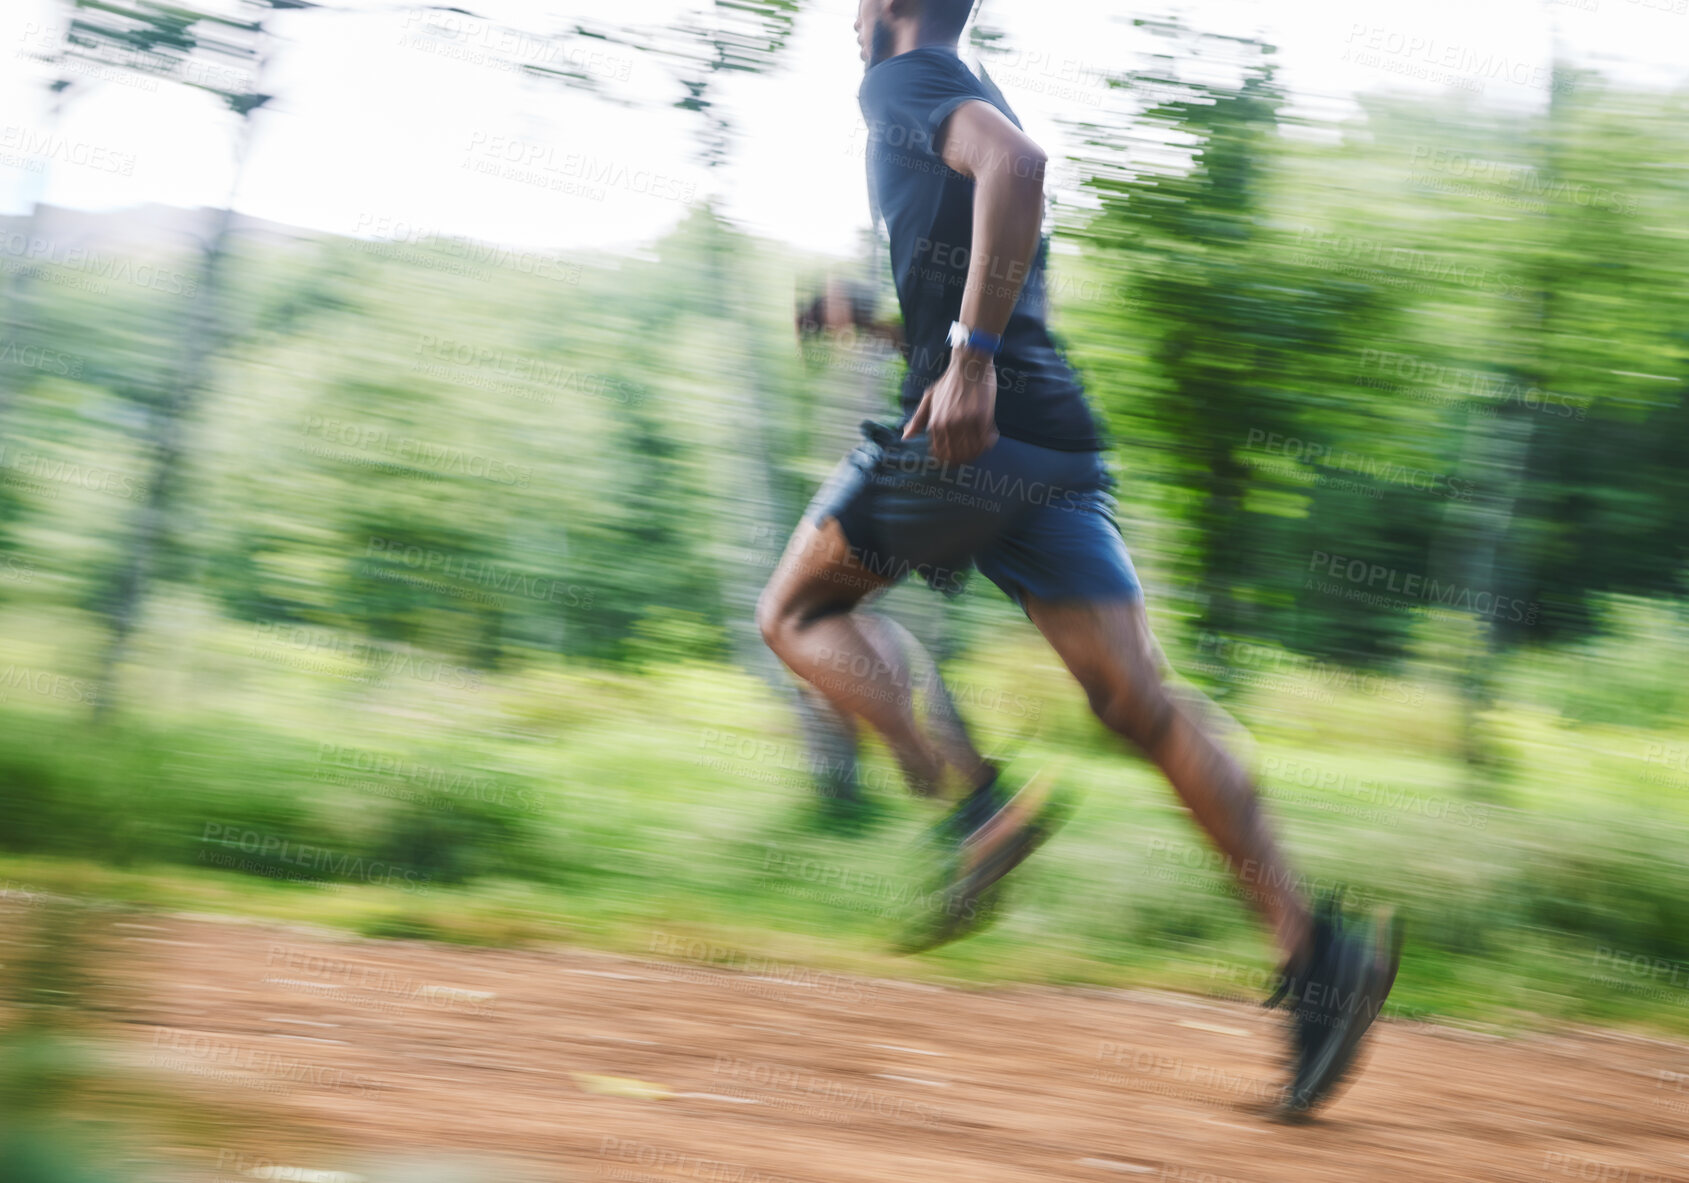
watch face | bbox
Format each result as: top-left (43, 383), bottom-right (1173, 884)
top-left (947, 321), bottom-right (968, 348)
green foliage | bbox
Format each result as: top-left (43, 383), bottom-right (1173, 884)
top-left (3, 640), bottom-right (1688, 1033)
top-left (1, 5), bottom-right (1687, 1048)
top-left (1059, 28), bottom-right (1689, 666)
top-left (0, 705), bottom-right (550, 886)
top-left (6, 72), bottom-right (1680, 683)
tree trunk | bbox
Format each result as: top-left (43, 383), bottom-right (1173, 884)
top-left (92, 36), bottom-right (272, 720)
top-left (92, 201), bottom-right (238, 722)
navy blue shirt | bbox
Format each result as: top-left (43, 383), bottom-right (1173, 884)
top-left (858, 46), bottom-right (1102, 452)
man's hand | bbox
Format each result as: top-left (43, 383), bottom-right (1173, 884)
top-left (904, 346), bottom-right (998, 464)
top-left (796, 277), bottom-right (904, 354)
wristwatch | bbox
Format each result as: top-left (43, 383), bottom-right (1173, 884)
top-left (947, 320), bottom-right (1002, 356)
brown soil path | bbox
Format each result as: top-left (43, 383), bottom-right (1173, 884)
top-left (71, 911), bottom-right (1689, 1182)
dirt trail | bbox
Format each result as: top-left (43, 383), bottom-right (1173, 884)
top-left (65, 910), bottom-right (1689, 1182)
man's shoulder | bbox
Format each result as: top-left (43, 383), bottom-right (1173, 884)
top-left (861, 48), bottom-right (977, 102)
top-left (872, 46), bottom-right (968, 74)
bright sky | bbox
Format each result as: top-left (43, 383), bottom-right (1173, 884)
top-left (1, 0), bottom-right (1684, 258)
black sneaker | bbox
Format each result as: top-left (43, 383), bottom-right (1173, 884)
top-left (1265, 898), bottom-right (1402, 1121)
top-left (894, 764), bottom-right (1072, 954)
top-left (925, 762), bottom-right (1011, 847)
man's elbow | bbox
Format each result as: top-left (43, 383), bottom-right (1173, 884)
top-left (975, 146), bottom-right (1045, 197)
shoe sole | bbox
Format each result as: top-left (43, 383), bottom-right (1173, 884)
top-left (1272, 909), bottom-right (1402, 1122)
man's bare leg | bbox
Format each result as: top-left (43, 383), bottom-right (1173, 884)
top-left (757, 518), bottom-right (993, 799)
top-left (856, 612), bottom-right (995, 797)
top-left (1023, 595), bottom-right (1312, 963)
top-left (792, 682), bottom-right (862, 800)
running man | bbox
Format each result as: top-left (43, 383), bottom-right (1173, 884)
top-left (757, 0), bottom-right (1399, 1119)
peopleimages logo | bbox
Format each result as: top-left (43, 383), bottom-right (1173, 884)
top-left (1591, 946), bottom-right (1689, 992)
top-left (151, 1028), bottom-right (380, 1095)
top-left (461, 133), bottom-right (696, 204)
top-left (1295, 228), bottom-right (1529, 298)
top-left (1408, 145), bottom-right (1640, 214)
top-left (647, 930), bottom-right (884, 1007)
top-left (248, 621), bottom-right (486, 690)
top-left (1356, 348), bottom-right (1589, 420)
top-left (0, 125), bottom-right (136, 174)
top-left (1306, 551), bottom-right (1540, 625)
top-left (0, 444), bottom-right (145, 502)
top-left (1342, 25), bottom-right (1577, 94)
top-left (1642, 743), bottom-right (1689, 787)
top-left (1261, 755), bottom-right (1488, 829)
top-left (0, 232), bottom-right (198, 297)
top-left (597, 1137), bottom-right (809, 1183)
top-left (1243, 428), bottom-right (1475, 502)
top-left (411, 335), bottom-right (644, 406)
top-left (0, 663), bottom-right (98, 705)
top-left (0, 339), bottom-right (83, 377)
top-left (199, 823), bottom-right (432, 893)
top-left (299, 417), bottom-right (533, 487)
top-left (315, 741), bottom-right (541, 812)
top-left (870, 446), bottom-right (1094, 515)
top-left (362, 536), bottom-right (592, 608)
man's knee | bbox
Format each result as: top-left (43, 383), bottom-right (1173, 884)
top-left (755, 583), bottom-right (790, 652)
top-left (1089, 672), bottom-right (1177, 753)
top-left (756, 580), bottom-right (843, 653)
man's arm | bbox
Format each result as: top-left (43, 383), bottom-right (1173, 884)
top-left (796, 277), bottom-right (905, 354)
top-left (903, 100), bottom-right (1048, 463)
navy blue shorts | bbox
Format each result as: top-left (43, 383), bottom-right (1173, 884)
top-left (803, 420), bottom-right (1141, 610)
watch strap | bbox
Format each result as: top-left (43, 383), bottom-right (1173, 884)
top-left (947, 320), bottom-right (1002, 355)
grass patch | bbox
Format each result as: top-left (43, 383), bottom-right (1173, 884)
top-left (3, 600), bottom-right (1688, 1038)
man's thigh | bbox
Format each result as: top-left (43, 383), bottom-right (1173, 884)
top-left (804, 424), bottom-right (1007, 597)
top-left (975, 480), bottom-right (1142, 612)
top-left (760, 517), bottom-right (892, 623)
top-left (1021, 597), bottom-right (1160, 695)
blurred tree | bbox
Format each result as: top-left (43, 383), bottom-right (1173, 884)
top-left (88, 0), bottom-right (281, 720)
top-left (1070, 23), bottom-right (1401, 652)
top-left (1062, 19), bottom-right (1689, 720)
